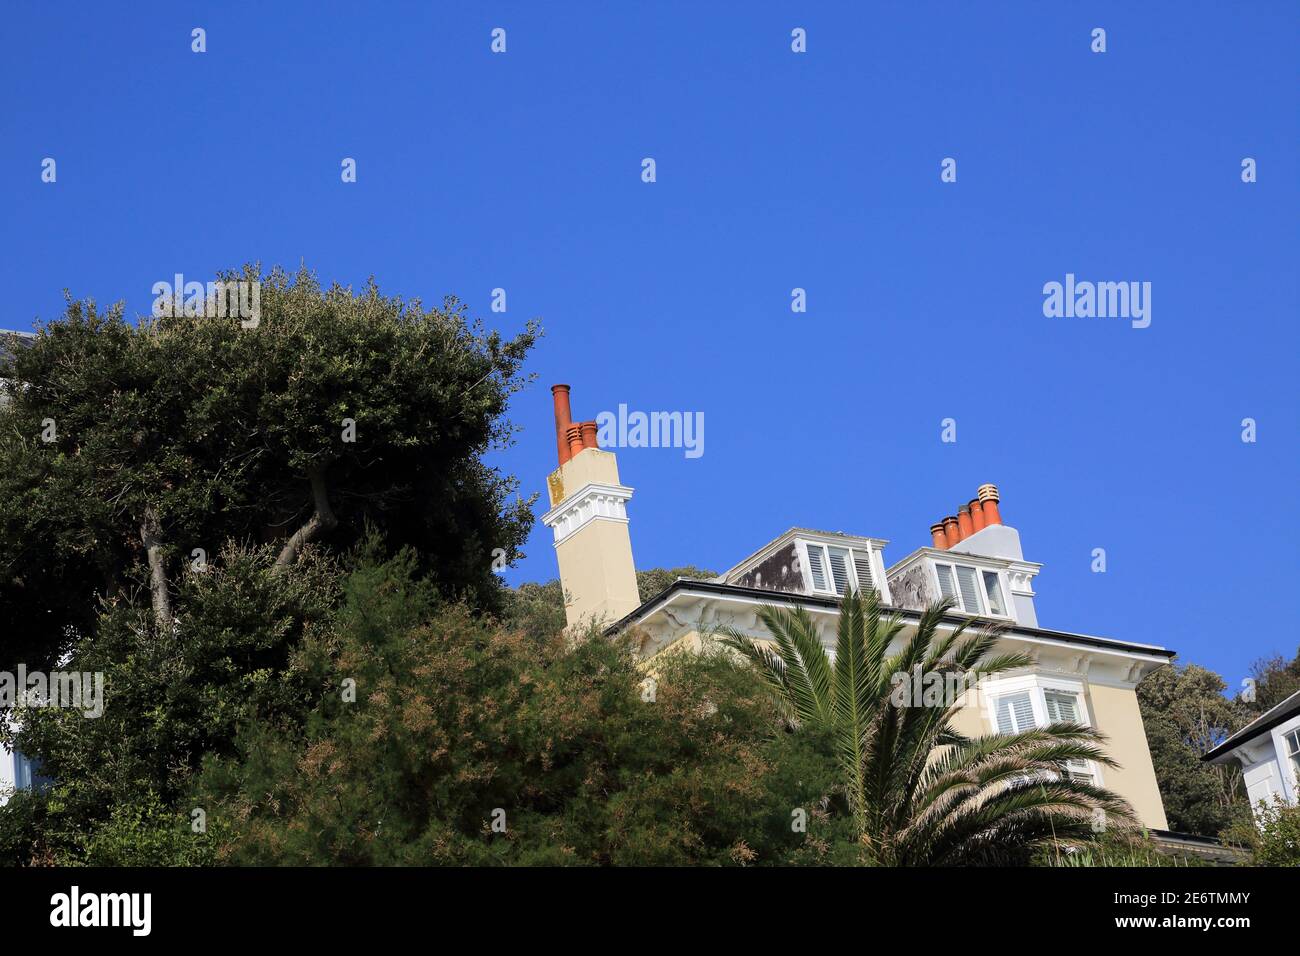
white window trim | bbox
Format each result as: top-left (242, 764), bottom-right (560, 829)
top-left (799, 539), bottom-right (879, 598)
top-left (979, 674), bottom-right (1103, 787)
top-left (1270, 715), bottom-right (1300, 806)
top-left (930, 559), bottom-right (1014, 619)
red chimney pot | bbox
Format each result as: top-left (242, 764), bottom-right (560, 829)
top-left (942, 515), bottom-right (961, 546)
top-left (977, 483), bottom-right (1002, 526)
top-left (551, 384), bottom-right (574, 466)
top-left (565, 423), bottom-right (585, 460)
top-left (957, 504), bottom-right (975, 540)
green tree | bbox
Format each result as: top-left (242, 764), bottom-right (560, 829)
top-left (635, 566), bottom-right (717, 602)
top-left (719, 589), bottom-right (1133, 865)
top-left (1136, 661), bottom-right (1245, 835)
top-left (0, 266), bottom-right (539, 862)
top-left (1244, 649), bottom-right (1300, 714)
top-left (1, 543), bottom-right (340, 863)
top-left (0, 265), bottom-right (538, 672)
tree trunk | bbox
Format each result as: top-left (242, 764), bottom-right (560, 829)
top-left (140, 502), bottom-right (173, 629)
top-left (274, 464), bottom-right (338, 570)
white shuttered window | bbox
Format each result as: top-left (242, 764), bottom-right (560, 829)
top-left (932, 561), bottom-right (1011, 618)
top-left (996, 692), bottom-right (1036, 734)
top-left (802, 541), bottom-right (878, 597)
top-left (991, 684), bottom-right (1096, 785)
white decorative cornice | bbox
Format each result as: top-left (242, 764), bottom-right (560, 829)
top-left (540, 481), bottom-right (633, 547)
top-left (1006, 561), bottom-right (1040, 596)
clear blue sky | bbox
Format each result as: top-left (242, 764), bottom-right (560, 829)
top-left (1, 2), bottom-right (1296, 686)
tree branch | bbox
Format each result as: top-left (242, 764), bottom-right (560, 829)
top-left (140, 502), bottom-right (173, 629)
top-left (274, 464), bottom-right (338, 570)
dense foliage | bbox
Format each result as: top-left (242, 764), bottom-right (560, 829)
top-left (1136, 661), bottom-right (1246, 835)
top-left (1222, 799), bottom-right (1300, 866)
top-left (0, 265), bottom-right (538, 672)
top-left (189, 551), bottom-right (853, 865)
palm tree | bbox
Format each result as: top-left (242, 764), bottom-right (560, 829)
top-left (718, 588), bottom-right (1134, 865)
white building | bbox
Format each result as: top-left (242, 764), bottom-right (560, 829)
top-left (0, 732), bottom-right (37, 806)
top-left (1205, 688), bottom-right (1300, 816)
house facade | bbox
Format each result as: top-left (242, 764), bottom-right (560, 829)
top-left (541, 385), bottom-right (1173, 830)
top-left (1204, 688), bottom-right (1300, 818)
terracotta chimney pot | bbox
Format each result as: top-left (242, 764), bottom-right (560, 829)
top-left (565, 423), bottom-right (585, 460)
top-left (957, 504), bottom-right (975, 540)
top-left (551, 384), bottom-right (574, 466)
top-left (580, 420), bottom-right (599, 450)
top-left (930, 522), bottom-right (949, 549)
top-left (969, 498), bottom-right (986, 532)
top-left (942, 515), bottom-right (961, 545)
top-left (977, 483), bottom-right (1002, 526)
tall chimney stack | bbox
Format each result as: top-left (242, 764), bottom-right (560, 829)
top-left (541, 385), bottom-right (640, 629)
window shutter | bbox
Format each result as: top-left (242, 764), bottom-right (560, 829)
top-left (852, 549), bottom-right (875, 594)
top-left (935, 564), bottom-right (957, 601)
top-left (1044, 691), bottom-right (1080, 724)
top-left (1044, 692), bottom-right (1093, 777)
top-left (996, 692), bottom-right (1036, 734)
top-left (955, 565), bottom-right (982, 614)
top-left (805, 544), bottom-right (827, 591)
top-left (827, 547), bottom-right (850, 595)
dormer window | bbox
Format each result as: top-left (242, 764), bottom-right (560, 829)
top-left (933, 560), bottom-right (1010, 618)
top-left (801, 541), bottom-right (876, 597)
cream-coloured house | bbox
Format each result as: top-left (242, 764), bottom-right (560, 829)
top-left (540, 385), bottom-right (1172, 830)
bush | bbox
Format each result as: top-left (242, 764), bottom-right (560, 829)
top-left (3, 544), bottom-right (341, 864)
top-left (67, 791), bottom-right (220, 867)
top-left (0, 789), bottom-right (51, 866)
top-left (1222, 799), bottom-right (1300, 866)
top-left (194, 552), bottom-right (856, 865)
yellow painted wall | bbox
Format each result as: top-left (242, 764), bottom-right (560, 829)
top-left (648, 631), bottom-right (1168, 830)
top-left (555, 518), bottom-right (640, 628)
top-left (1085, 682), bottom-right (1169, 830)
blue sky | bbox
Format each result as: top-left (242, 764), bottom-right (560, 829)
top-left (1, 2), bottom-right (1296, 685)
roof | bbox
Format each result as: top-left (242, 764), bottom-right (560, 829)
top-left (720, 526), bottom-right (889, 582)
top-left (1204, 686), bottom-right (1300, 763)
top-left (606, 577), bottom-right (1175, 661)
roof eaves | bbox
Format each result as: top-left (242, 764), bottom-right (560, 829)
top-left (606, 578), bottom-right (1176, 660)
top-left (1203, 687), bottom-right (1300, 762)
